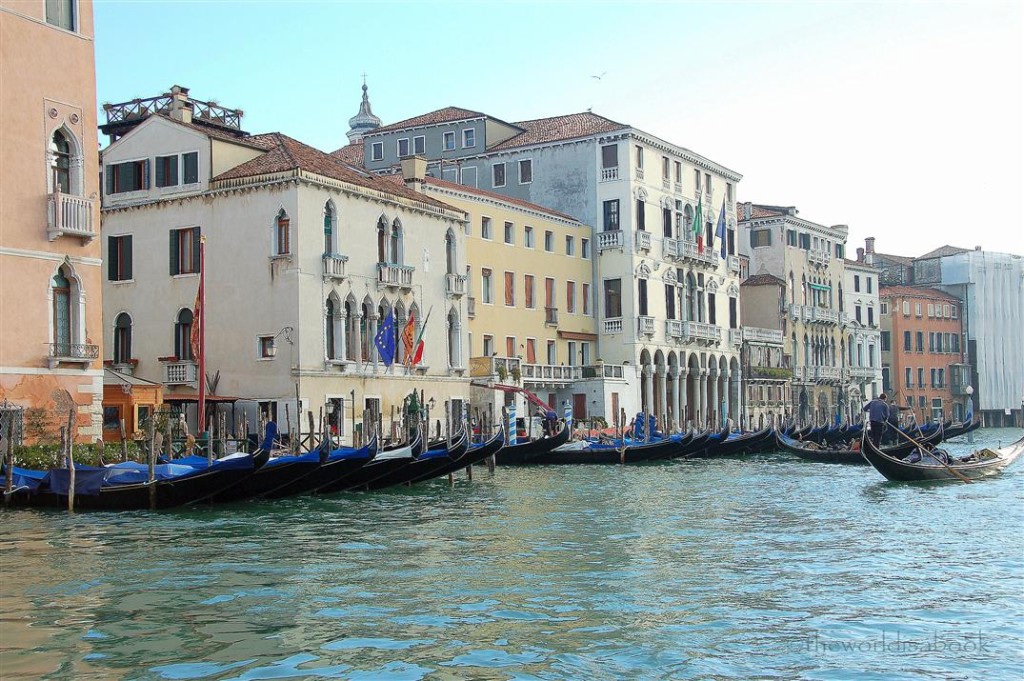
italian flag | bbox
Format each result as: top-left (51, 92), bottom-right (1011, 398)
top-left (692, 196), bottom-right (704, 253)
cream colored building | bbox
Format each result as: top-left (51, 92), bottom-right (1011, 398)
top-left (99, 88), bottom-right (469, 443)
top-left (0, 0), bottom-right (103, 443)
top-left (397, 174), bottom-right (618, 424)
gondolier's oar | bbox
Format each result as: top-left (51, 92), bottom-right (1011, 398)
top-left (890, 426), bottom-right (971, 484)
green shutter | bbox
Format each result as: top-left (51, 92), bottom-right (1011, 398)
top-left (124, 236), bottom-right (133, 280)
top-left (192, 227), bottom-right (201, 272)
top-left (155, 158), bottom-right (165, 187)
top-left (169, 155), bottom-right (178, 185)
top-left (108, 236), bottom-right (117, 280)
top-left (183, 152), bottom-right (198, 184)
top-left (143, 159), bottom-right (150, 189)
top-left (169, 229), bottom-right (179, 275)
top-left (105, 166), bottom-right (115, 194)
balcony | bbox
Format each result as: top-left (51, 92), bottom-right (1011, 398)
top-left (377, 263), bottom-right (414, 290)
top-left (743, 327), bottom-right (784, 344)
top-left (522, 363), bottom-right (583, 385)
top-left (598, 230), bottom-right (624, 252)
top-left (445, 273), bottom-right (467, 297)
top-left (815, 366), bottom-right (843, 382)
top-left (664, 237), bottom-right (682, 260)
top-left (634, 230), bottom-right (651, 251)
top-left (666, 319), bottom-right (684, 339)
top-left (47, 191), bottom-right (96, 242)
top-left (683, 321), bottom-right (721, 344)
top-left (467, 296), bottom-right (476, 318)
top-left (728, 328), bottom-right (742, 346)
top-left (748, 365), bottom-right (793, 380)
top-left (638, 315), bottom-right (655, 336)
top-left (680, 240), bottom-right (718, 267)
top-left (849, 366), bottom-right (876, 380)
top-left (811, 307), bottom-right (840, 325)
top-left (46, 342), bottom-right (99, 368)
top-left (674, 181), bottom-right (683, 194)
top-left (603, 318), bottom-right (623, 334)
top-left (792, 366), bottom-right (809, 381)
top-left (162, 359), bottom-right (197, 385)
top-left (727, 255), bottom-right (741, 273)
top-left (808, 250), bottom-right (830, 268)
top-left (545, 307), bottom-right (558, 325)
top-left (470, 355), bottom-right (522, 382)
top-left (635, 168), bottom-right (645, 181)
top-left (322, 254), bottom-right (349, 280)
top-left (662, 178), bottom-right (671, 191)
top-left (601, 167), bottom-right (619, 182)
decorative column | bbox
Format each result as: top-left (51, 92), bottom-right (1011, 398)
top-left (698, 370), bottom-right (707, 429)
top-left (722, 368), bottom-right (731, 428)
top-left (709, 367), bottom-right (719, 429)
top-left (338, 311), bottom-right (348, 361)
top-left (642, 365), bottom-right (653, 416)
top-left (657, 364), bottom-right (668, 432)
top-left (670, 369), bottom-right (681, 432)
top-left (679, 367), bottom-right (688, 430)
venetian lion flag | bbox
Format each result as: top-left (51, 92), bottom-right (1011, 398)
top-left (692, 196), bottom-right (704, 253)
top-left (401, 312), bottom-right (416, 366)
top-left (189, 281), bottom-right (202, 361)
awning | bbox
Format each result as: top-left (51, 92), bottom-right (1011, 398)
top-left (808, 283), bottom-right (831, 291)
top-left (557, 331), bottom-right (599, 341)
top-left (163, 393), bottom-right (241, 403)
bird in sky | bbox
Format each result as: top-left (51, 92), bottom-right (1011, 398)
top-left (591, 71), bottom-right (607, 80)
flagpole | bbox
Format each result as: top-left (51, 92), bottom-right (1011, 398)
top-left (197, 236), bottom-right (207, 438)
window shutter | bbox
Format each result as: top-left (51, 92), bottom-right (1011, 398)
top-left (184, 152), bottom-right (197, 184)
top-left (193, 227), bottom-right (202, 270)
top-left (155, 158), bottom-right (165, 187)
top-left (169, 229), bottom-right (180, 275)
top-left (108, 236), bottom-right (117, 280)
top-left (143, 159), bottom-right (151, 189)
top-left (169, 155), bottom-right (178, 185)
top-left (105, 166), bottom-right (115, 194)
top-left (124, 235), bottom-right (133, 280)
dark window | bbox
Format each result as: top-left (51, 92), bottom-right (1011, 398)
top-left (867, 307), bottom-right (874, 326)
top-left (518, 159), bottom-right (532, 184)
top-left (916, 332), bottom-right (924, 352)
top-left (665, 284), bottom-right (676, 320)
top-left (903, 331), bottom-right (911, 351)
top-left (604, 279), bottom-right (622, 318)
top-left (636, 199), bottom-right (646, 231)
top-left (155, 155), bottom-right (178, 188)
top-left (183, 152), bottom-right (199, 184)
top-left (603, 200), bottom-right (620, 231)
top-left (729, 297), bottom-right (737, 329)
top-left (113, 312), bottom-right (132, 363)
top-left (106, 160), bottom-right (149, 194)
top-left (45, 0), bottom-right (76, 31)
top-left (169, 227), bottom-right (200, 275)
top-left (638, 278), bottom-right (648, 316)
top-left (750, 229), bottom-right (772, 247)
top-left (663, 208), bottom-right (672, 237)
top-left (413, 136), bottom-right (425, 154)
top-left (108, 235), bottom-right (133, 281)
top-left (51, 130), bottom-right (71, 192)
top-left (727, 228), bottom-right (735, 255)
top-left (175, 308), bottom-right (194, 360)
top-left (708, 292), bottom-right (716, 325)
top-left (601, 144), bottom-right (618, 168)
top-left (786, 230), bottom-right (797, 246)
top-left (854, 275), bottom-right (860, 292)
top-left (493, 163), bottom-right (506, 187)
top-left (880, 331), bottom-right (891, 351)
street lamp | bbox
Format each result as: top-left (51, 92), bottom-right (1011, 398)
top-left (965, 385), bottom-right (974, 443)
top-left (266, 326), bottom-right (294, 358)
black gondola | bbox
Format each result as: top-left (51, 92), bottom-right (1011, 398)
top-left (708, 427), bottom-right (776, 457)
top-left (776, 426), bottom-right (944, 464)
top-left (861, 432), bottom-right (1024, 482)
top-left (524, 432), bottom-right (684, 465)
top-left (493, 424), bottom-right (571, 465)
top-left (257, 438), bottom-right (377, 498)
top-left (365, 431), bottom-right (469, 489)
top-left (336, 430), bottom-right (427, 491)
top-left (409, 428), bottom-right (504, 482)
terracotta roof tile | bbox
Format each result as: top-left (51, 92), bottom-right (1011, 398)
top-left (330, 143), bottom-right (364, 165)
top-left (873, 251), bottom-right (914, 265)
top-left (368, 107), bottom-right (487, 135)
top-left (488, 112), bottom-right (629, 151)
top-left (917, 245), bottom-right (970, 259)
top-left (381, 174), bottom-right (583, 224)
top-left (741, 273), bottom-right (786, 287)
top-left (155, 113), bottom-right (273, 149)
top-left (737, 204), bottom-right (789, 220)
top-left (878, 285), bottom-right (958, 301)
top-left (211, 133), bottom-right (461, 213)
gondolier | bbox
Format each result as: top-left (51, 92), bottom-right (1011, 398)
top-left (863, 393), bottom-right (889, 446)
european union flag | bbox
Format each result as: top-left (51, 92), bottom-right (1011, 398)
top-left (374, 312), bottom-right (397, 367)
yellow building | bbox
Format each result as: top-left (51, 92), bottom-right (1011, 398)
top-left (0, 0), bottom-right (103, 443)
top-left (406, 174), bottom-right (598, 422)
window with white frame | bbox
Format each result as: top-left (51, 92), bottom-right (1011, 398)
top-left (258, 335), bottom-right (275, 359)
top-left (504, 221), bottom-right (514, 245)
top-left (581, 238), bottom-right (590, 259)
top-left (273, 210), bottom-right (290, 256)
top-left (443, 131), bottom-right (455, 150)
top-left (106, 159), bottom-right (149, 194)
top-left (582, 283), bottom-right (591, 315)
top-left (481, 216), bottom-right (492, 240)
top-left (397, 138), bottom-right (410, 157)
top-left (413, 136), bottom-right (425, 155)
top-left (544, 230), bottom-right (553, 252)
top-left (46, 0), bottom-right (76, 31)
top-left (462, 128), bottom-right (475, 148)
top-left (524, 225), bottom-right (534, 248)
top-left (492, 163), bottom-right (506, 187)
top-left (565, 235), bottom-right (575, 256)
top-left (169, 227), bottom-right (200, 275)
top-left (518, 159), bottom-right (532, 184)
top-left (371, 142), bottom-right (384, 161)
top-left (481, 268), bottom-right (493, 304)
top-left (546, 340), bottom-right (557, 365)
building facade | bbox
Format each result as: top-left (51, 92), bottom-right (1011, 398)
top-left (100, 88), bottom-right (469, 443)
top-left (339, 105), bottom-right (745, 430)
top-left (879, 286), bottom-right (965, 424)
top-left (738, 204), bottom-right (851, 425)
top-left (842, 258), bottom-right (883, 416)
top-left (738, 273), bottom-right (790, 429)
top-left (0, 0), bottom-right (103, 443)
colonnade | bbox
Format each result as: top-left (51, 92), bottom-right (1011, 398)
top-left (639, 361), bottom-right (743, 432)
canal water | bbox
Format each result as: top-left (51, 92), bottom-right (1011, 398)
top-left (2, 429), bottom-right (1022, 680)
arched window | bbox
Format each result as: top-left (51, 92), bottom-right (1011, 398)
top-left (390, 219), bottom-right (403, 265)
top-left (685, 273), bottom-right (696, 321)
top-left (51, 130), bottom-right (72, 194)
top-left (175, 308), bottom-right (194, 360)
top-left (52, 269), bottom-right (72, 352)
top-left (113, 312), bottom-right (132, 364)
top-left (377, 217), bottom-right (388, 263)
top-left (324, 202), bottom-right (336, 255)
top-left (274, 209), bottom-right (290, 255)
top-left (345, 297), bottom-right (359, 361)
top-left (360, 299), bottom-right (374, 360)
top-left (801, 275), bottom-right (807, 306)
top-left (445, 229), bottom-right (457, 275)
top-left (326, 298), bottom-right (337, 360)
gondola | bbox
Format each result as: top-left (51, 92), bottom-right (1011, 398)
top-left (707, 427), bottom-right (776, 457)
top-left (861, 432), bottom-right (1024, 482)
top-left (525, 432), bottom-right (683, 465)
top-left (776, 426), bottom-right (945, 464)
top-left (493, 424), bottom-right (571, 465)
top-left (409, 427), bottom-right (504, 482)
top-left (684, 427), bottom-right (732, 459)
top-left (939, 419), bottom-right (981, 439)
top-left (4, 449), bottom-right (270, 510)
top-left (254, 438), bottom-right (377, 498)
top-left (365, 430), bottom-right (469, 489)
top-left (334, 430), bottom-right (425, 491)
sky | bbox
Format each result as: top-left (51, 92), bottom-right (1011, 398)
top-left (94, 0), bottom-right (1023, 258)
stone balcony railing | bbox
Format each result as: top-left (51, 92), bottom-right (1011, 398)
top-left (445, 273), bottom-right (467, 297)
top-left (808, 250), bottom-right (831, 268)
top-left (684, 321), bottom-right (721, 343)
top-left (849, 366), bottom-right (876, 380)
top-left (377, 263), bottom-right (414, 289)
top-left (635, 230), bottom-right (651, 252)
top-left (598, 230), bottom-right (623, 251)
top-left (664, 237), bottom-right (682, 260)
top-left (322, 254), bottom-right (349, 280)
top-left (743, 327), bottom-right (784, 344)
top-left (812, 307), bottom-right (840, 325)
top-left (46, 342), bottom-right (98, 368)
top-left (792, 366), bottom-right (809, 381)
top-left (728, 328), bottom-right (743, 346)
top-left (47, 191), bottom-right (96, 242)
top-left (681, 240), bottom-right (719, 267)
top-left (600, 167), bottom-right (619, 182)
top-left (727, 255), bottom-right (741, 272)
top-left (674, 181), bottom-right (683, 194)
top-left (666, 319), bottom-right (684, 339)
top-left (635, 168), bottom-right (645, 181)
top-left (638, 315), bottom-right (655, 336)
top-left (522, 363), bottom-right (583, 384)
top-left (603, 318), bottom-right (623, 334)
top-left (815, 366), bottom-right (843, 381)
top-left (162, 359), bottom-right (197, 385)
top-left (469, 355), bottom-right (521, 381)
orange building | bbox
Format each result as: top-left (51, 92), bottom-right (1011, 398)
top-left (880, 286), bottom-right (967, 424)
top-left (0, 1), bottom-right (103, 443)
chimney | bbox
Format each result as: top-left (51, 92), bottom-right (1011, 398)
top-left (168, 84), bottom-right (192, 124)
top-left (856, 247), bottom-right (865, 262)
top-left (974, 245), bottom-right (982, 251)
top-left (401, 155), bottom-right (427, 193)
top-left (865, 236), bottom-right (875, 254)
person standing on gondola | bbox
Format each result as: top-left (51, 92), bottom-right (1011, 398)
top-left (863, 393), bottom-right (889, 446)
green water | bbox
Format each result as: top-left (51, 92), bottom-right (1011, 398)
top-left (2, 429), bottom-right (1022, 680)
